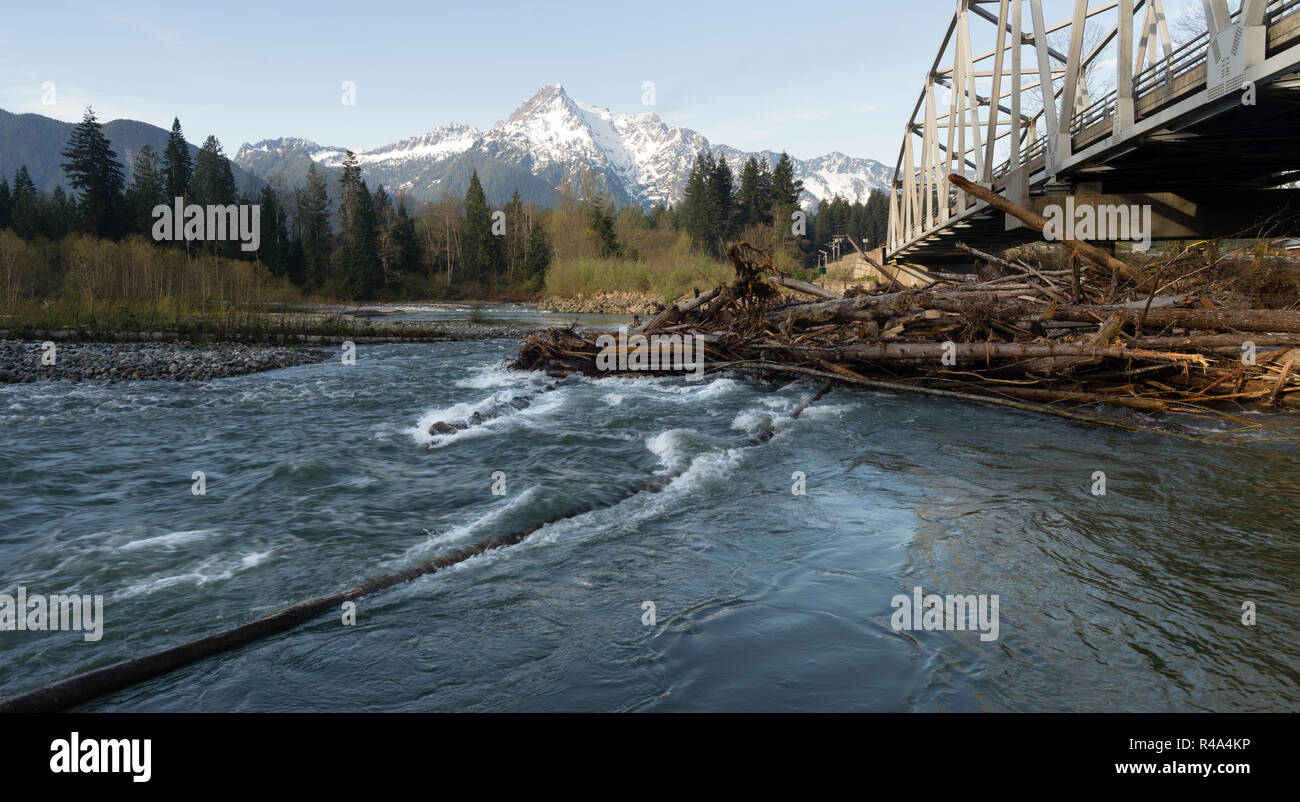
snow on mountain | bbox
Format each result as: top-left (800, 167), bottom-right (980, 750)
top-left (234, 85), bottom-right (890, 209)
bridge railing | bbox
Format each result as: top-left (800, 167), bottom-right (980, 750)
top-left (1069, 90), bottom-right (1117, 135)
top-left (1134, 29), bottom-right (1210, 99)
top-left (1272, 0), bottom-right (1300, 25)
top-left (1072, 2), bottom-right (1299, 139)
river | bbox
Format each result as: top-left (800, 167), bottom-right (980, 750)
top-left (2, 313), bottom-right (1298, 711)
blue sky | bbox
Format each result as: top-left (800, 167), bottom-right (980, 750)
top-left (2, 0), bottom-right (1205, 165)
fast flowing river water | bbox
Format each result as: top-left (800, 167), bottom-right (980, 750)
top-left (2, 332), bottom-right (1298, 711)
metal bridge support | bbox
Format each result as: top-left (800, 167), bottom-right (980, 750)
top-left (887, 0), bottom-right (1300, 265)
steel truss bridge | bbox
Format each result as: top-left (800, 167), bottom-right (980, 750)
top-left (886, 0), bottom-right (1300, 265)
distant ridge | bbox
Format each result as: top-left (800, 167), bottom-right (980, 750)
top-left (233, 85), bottom-right (892, 209)
top-left (0, 108), bottom-right (265, 197)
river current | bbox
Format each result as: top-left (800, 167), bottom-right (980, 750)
top-left (2, 326), bottom-right (1297, 711)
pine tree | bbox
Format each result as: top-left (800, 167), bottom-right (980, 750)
top-left (10, 166), bottom-right (41, 239)
top-left (125, 144), bottom-right (166, 236)
top-left (771, 152), bottom-right (803, 209)
top-left (737, 157), bottom-right (760, 229)
top-left (257, 186), bottom-right (291, 277)
top-left (390, 197), bottom-right (420, 283)
top-left (49, 185), bottom-right (78, 239)
top-left (296, 161), bottom-right (332, 288)
top-left (12, 166), bottom-right (37, 197)
top-left (189, 135), bottom-right (240, 254)
top-left (522, 220), bottom-right (551, 290)
top-left (707, 155), bottom-right (736, 254)
top-left (680, 152), bottom-right (711, 247)
top-left (190, 135), bottom-right (238, 208)
top-left (337, 151), bottom-right (382, 298)
top-left (863, 189), bottom-right (890, 249)
top-left (60, 107), bottom-right (127, 238)
top-left (163, 118), bottom-right (193, 202)
top-left (587, 188), bottom-right (620, 258)
top-left (0, 178), bottom-right (10, 230)
top-left (461, 170), bottom-right (501, 286)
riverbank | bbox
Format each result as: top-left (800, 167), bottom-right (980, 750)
top-left (1, 320), bottom-right (540, 345)
top-left (538, 292), bottom-right (661, 315)
top-left (0, 301), bottom-right (565, 382)
top-left (0, 340), bottom-right (331, 383)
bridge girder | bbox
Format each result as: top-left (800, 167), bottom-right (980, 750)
top-left (886, 0), bottom-right (1300, 264)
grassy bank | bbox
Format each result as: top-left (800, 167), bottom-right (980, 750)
top-left (544, 253), bottom-right (732, 304)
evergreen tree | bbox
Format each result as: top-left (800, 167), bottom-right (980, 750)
top-left (390, 197), bottom-right (420, 283)
top-left (48, 185), bottom-right (78, 239)
top-left (737, 156), bottom-right (762, 229)
top-left (163, 117), bottom-right (193, 202)
top-left (190, 135), bottom-right (238, 207)
top-left (679, 152), bottom-right (712, 246)
top-left (522, 220), bottom-right (551, 289)
top-left (189, 135), bottom-right (239, 255)
top-left (60, 107), bottom-right (127, 238)
top-left (12, 166), bottom-right (37, 197)
top-left (257, 186), bottom-right (291, 277)
top-left (587, 189), bottom-right (620, 258)
top-left (862, 189), bottom-right (890, 249)
top-left (296, 161), bottom-right (332, 287)
top-left (337, 151), bottom-right (382, 298)
top-left (771, 152), bottom-right (803, 212)
top-left (461, 170), bottom-right (501, 286)
top-left (10, 166), bottom-right (41, 239)
top-left (706, 155), bottom-right (735, 254)
top-left (0, 178), bottom-right (10, 229)
top-left (125, 144), bottom-right (166, 236)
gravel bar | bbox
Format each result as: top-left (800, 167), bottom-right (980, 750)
top-left (0, 341), bottom-right (332, 383)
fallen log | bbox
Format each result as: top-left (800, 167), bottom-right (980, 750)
top-left (774, 276), bottom-right (842, 300)
top-left (1127, 334), bottom-right (1300, 349)
top-left (1045, 306), bottom-right (1300, 334)
top-left (762, 341), bottom-right (1208, 365)
top-left (635, 287), bottom-right (721, 334)
top-left (764, 292), bottom-right (905, 326)
top-left (948, 174), bottom-right (1150, 287)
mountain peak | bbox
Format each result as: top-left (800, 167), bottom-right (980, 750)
top-left (229, 88), bottom-right (890, 210)
top-left (507, 84), bottom-right (576, 123)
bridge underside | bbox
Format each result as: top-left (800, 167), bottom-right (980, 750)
top-left (891, 71), bottom-right (1300, 266)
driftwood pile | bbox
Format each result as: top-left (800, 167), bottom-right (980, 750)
top-left (512, 199), bottom-right (1300, 439)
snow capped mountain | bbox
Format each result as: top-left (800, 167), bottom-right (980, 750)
top-left (234, 85), bottom-right (890, 209)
